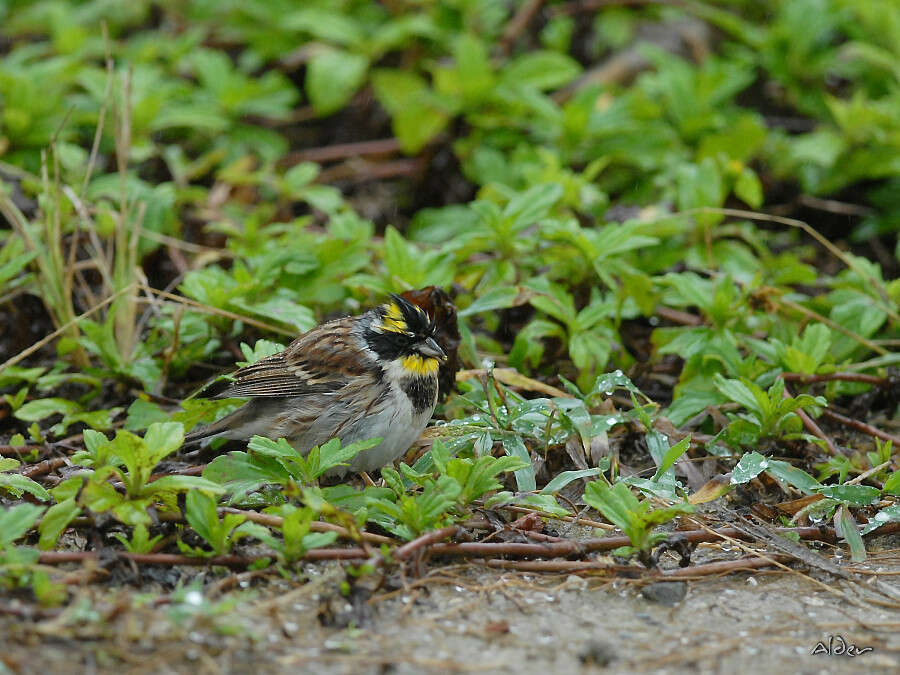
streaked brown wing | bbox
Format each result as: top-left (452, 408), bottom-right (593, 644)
top-left (209, 317), bottom-right (375, 399)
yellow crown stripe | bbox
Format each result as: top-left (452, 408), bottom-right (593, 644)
top-left (381, 301), bottom-right (408, 333)
top-left (401, 354), bottom-right (440, 376)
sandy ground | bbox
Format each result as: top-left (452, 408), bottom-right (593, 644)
top-left (4, 534), bottom-right (900, 675)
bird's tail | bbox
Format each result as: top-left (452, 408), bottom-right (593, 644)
top-left (182, 408), bottom-right (241, 446)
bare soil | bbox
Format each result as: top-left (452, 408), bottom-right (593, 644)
top-left (4, 536), bottom-right (900, 675)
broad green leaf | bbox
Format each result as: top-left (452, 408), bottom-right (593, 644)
top-left (501, 51), bottom-right (581, 90)
top-left (306, 48), bottom-right (368, 115)
top-left (814, 484), bottom-right (880, 506)
top-left (248, 436), bottom-right (300, 461)
top-left (0, 472), bottom-right (51, 501)
top-left (501, 436), bottom-right (535, 492)
top-left (460, 286), bottom-right (533, 317)
top-left (0, 503), bottom-right (44, 548)
top-left (765, 461), bottom-right (821, 495)
top-left (584, 480), bottom-right (640, 532)
top-left (730, 451), bottom-right (769, 484)
top-left (38, 498), bottom-right (81, 549)
top-left (14, 397), bottom-right (81, 422)
top-left (541, 468), bottom-right (602, 494)
top-left (884, 469), bottom-right (900, 495)
top-left (144, 422), bottom-right (185, 466)
top-left (204, 451), bottom-right (288, 500)
top-left (734, 166), bottom-right (763, 208)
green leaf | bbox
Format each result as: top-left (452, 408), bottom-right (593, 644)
top-left (734, 166), bottom-right (763, 208)
top-left (143, 422), bottom-right (186, 466)
top-left (765, 461), bottom-right (821, 495)
top-left (306, 48), bottom-right (369, 115)
top-left (124, 399), bottom-right (169, 431)
top-left (714, 375), bottom-right (761, 416)
top-left (730, 451), bottom-right (769, 484)
top-left (459, 286), bottom-right (532, 317)
top-left (503, 183), bottom-right (564, 231)
top-left (501, 436), bottom-right (535, 492)
top-left (0, 471), bottom-right (51, 501)
top-left (883, 469), bottom-right (900, 495)
top-left (248, 436), bottom-right (300, 461)
top-left (814, 484), bottom-right (880, 506)
top-left (861, 504), bottom-right (900, 535)
top-left (147, 475), bottom-right (225, 495)
top-left (541, 468), bottom-right (601, 494)
top-left (651, 435), bottom-right (691, 483)
top-left (38, 498), bottom-right (81, 549)
top-left (677, 157), bottom-right (725, 211)
top-left (836, 505), bottom-right (866, 563)
top-left (203, 451), bottom-right (287, 500)
top-left (316, 437), bottom-right (382, 476)
top-left (584, 481), bottom-right (639, 532)
top-left (0, 503), bottom-right (44, 548)
top-left (501, 51), bottom-right (581, 90)
top-left (372, 69), bottom-right (453, 153)
top-left (237, 339), bottom-right (286, 367)
top-left (14, 397), bottom-right (81, 422)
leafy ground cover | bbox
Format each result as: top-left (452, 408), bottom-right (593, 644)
top-left (2, 0), bottom-right (900, 671)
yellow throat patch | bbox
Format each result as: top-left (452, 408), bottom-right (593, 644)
top-left (400, 354), bottom-right (440, 376)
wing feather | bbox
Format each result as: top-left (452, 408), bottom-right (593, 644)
top-left (206, 317), bottom-right (378, 399)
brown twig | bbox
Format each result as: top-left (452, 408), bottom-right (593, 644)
top-left (19, 456), bottom-right (68, 478)
top-left (482, 554), bottom-right (793, 577)
top-left (316, 158), bottom-right (426, 185)
top-left (781, 381), bottom-right (841, 456)
top-left (655, 306), bottom-right (703, 326)
top-left (500, 504), bottom-right (616, 531)
top-left (821, 409), bottom-right (900, 447)
top-left (659, 554), bottom-right (794, 579)
top-left (484, 559), bottom-right (633, 573)
top-left (0, 444), bottom-right (44, 457)
top-left (430, 522), bottom-right (900, 560)
top-left (283, 138), bottom-right (402, 165)
top-left (218, 507), bottom-right (395, 545)
top-left (500, 0), bottom-right (544, 53)
top-left (395, 526), bottom-right (461, 560)
top-left (38, 547), bottom-right (368, 568)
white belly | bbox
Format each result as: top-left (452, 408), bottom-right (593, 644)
top-left (338, 382), bottom-right (432, 474)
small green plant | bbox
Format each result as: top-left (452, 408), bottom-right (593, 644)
top-left (583, 481), bottom-right (693, 566)
top-left (0, 503), bottom-right (65, 605)
top-left (77, 422), bottom-right (224, 526)
top-left (712, 374), bottom-right (826, 447)
top-left (113, 523), bottom-right (164, 554)
top-left (369, 473), bottom-right (461, 541)
top-left (203, 435), bottom-right (382, 500)
top-left (179, 491), bottom-right (270, 557)
top-left (254, 504), bottom-right (337, 565)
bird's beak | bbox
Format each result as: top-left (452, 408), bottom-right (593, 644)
top-left (419, 336), bottom-right (447, 361)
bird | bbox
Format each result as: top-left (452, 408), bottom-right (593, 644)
top-left (184, 293), bottom-right (448, 476)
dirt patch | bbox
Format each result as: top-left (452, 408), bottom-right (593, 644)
top-left (5, 537), bottom-right (900, 675)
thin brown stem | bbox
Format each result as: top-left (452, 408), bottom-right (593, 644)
top-left (821, 409), bottom-right (900, 446)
